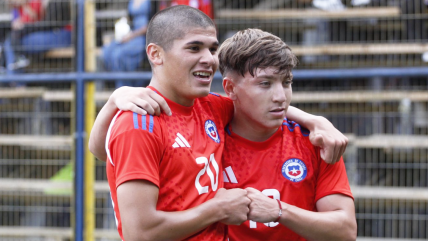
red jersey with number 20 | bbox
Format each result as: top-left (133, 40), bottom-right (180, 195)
top-left (223, 118), bottom-right (353, 241)
top-left (106, 87), bottom-right (233, 241)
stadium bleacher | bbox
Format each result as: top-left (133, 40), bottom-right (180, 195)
top-left (0, 0), bottom-right (427, 240)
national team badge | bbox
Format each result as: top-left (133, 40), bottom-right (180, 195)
top-left (205, 120), bottom-right (220, 143)
top-left (281, 158), bottom-right (307, 182)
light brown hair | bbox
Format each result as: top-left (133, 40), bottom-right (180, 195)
top-left (218, 29), bottom-right (298, 78)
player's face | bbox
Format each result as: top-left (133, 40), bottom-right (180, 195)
top-left (234, 67), bottom-right (293, 132)
top-left (161, 27), bottom-right (219, 106)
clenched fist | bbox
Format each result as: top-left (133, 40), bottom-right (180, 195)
top-left (213, 188), bottom-right (250, 225)
top-left (246, 187), bottom-right (281, 223)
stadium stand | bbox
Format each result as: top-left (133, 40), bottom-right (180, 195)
top-left (0, 0), bottom-right (427, 240)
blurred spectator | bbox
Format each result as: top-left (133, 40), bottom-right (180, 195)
top-left (3, 0), bottom-right (72, 74)
top-left (313, 0), bottom-right (345, 10)
top-left (4, 0), bottom-right (43, 72)
top-left (102, 0), bottom-right (151, 76)
top-left (159, 0), bottom-right (213, 19)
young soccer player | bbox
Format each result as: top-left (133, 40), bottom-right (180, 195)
top-left (103, 6), bottom-right (250, 241)
top-left (89, 6), bottom-right (350, 241)
top-left (219, 29), bottom-right (356, 241)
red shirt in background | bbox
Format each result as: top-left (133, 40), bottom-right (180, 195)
top-left (18, 0), bottom-right (43, 23)
top-left (160, 0), bottom-right (213, 19)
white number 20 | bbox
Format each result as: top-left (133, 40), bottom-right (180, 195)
top-left (250, 189), bottom-right (281, 228)
top-left (195, 153), bottom-right (219, 195)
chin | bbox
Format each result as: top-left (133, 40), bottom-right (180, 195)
top-left (192, 87), bottom-right (211, 98)
top-left (267, 119), bottom-right (284, 129)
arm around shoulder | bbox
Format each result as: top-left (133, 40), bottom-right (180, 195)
top-left (88, 97), bottom-right (118, 161)
top-left (286, 106), bottom-right (348, 164)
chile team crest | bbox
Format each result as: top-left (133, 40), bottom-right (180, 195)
top-left (205, 120), bottom-right (220, 143)
top-left (281, 158), bottom-right (307, 182)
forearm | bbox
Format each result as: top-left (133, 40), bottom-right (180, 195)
top-left (129, 199), bottom-right (226, 241)
top-left (279, 203), bottom-right (356, 241)
top-left (285, 106), bottom-right (320, 129)
top-left (88, 98), bottom-right (118, 161)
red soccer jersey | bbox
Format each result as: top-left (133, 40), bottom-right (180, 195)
top-left (106, 87), bottom-right (233, 240)
top-left (223, 118), bottom-right (353, 241)
top-left (160, 0), bottom-right (213, 19)
top-left (19, 0), bottom-right (43, 23)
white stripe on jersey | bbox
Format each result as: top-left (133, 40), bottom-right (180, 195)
top-left (225, 166), bottom-right (238, 184)
top-left (175, 136), bottom-right (186, 147)
top-left (223, 171), bottom-right (229, 183)
top-left (105, 110), bottom-right (122, 166)
top-left (177, 132), bottom-right (191, 147)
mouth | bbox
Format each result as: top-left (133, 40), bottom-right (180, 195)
top-left (269, 107), bottom-right (285, 113)
top-left (193, 71), bottom-right (212, 80)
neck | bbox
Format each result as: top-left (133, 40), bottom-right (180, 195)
top-left (149, 77), bottom-right (195, 107)
top-left (230, 112), bottom-right (278, 142)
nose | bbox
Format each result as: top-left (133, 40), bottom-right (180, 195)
top-left (272, 83), bottom-right (287, 103)
top-left (200, 48), bottom-right (217, 67)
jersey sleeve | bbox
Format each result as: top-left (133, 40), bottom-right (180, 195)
top-left (207, 93), bottom-right (234, 126)
top-left (315, 157), bottom-right (354, 202)
top-left (108, 112), bottom-right (164, 188)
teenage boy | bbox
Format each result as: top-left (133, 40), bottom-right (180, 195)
top-left (101, 6), bottom-right (250, 241)
top-left (219, 29), bottom-right (356, 241)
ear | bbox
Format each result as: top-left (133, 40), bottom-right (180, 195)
top-left (223, 76), bottom-right (237, 101)
top-left (147, 43), bottom-right (163, 66)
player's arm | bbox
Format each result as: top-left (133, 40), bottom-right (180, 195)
top-left (118, 182), bottom-right (250, 241)
top-left (285, 106), bottom-right (348, 164)
top-left (88, 87), bottom-right (171, 161)
top-left (246, 188), bottom-right (357, 241)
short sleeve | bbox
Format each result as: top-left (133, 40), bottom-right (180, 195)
top-left (315, 157), bottom-right (354, 202)
top-left (108, 113), bottom-right (164, 188)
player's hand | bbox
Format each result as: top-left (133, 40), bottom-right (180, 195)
top-left (246, 187), bottom-right (279, 223)
top-left (308, 116), bottom-right (348, 164)
top-left (109, 86), bottom-right (172, 116)
top-left (214, 188), bottom-right (250, 225)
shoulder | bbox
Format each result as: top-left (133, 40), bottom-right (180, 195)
top-left (111, 111), bottom-right (164, 138)
top-left (282, 118), bottom-right (311, 137)
top-left (198, 92), bottom-right (233, 113)
top-left (199, 92), bottom-right (232, 104)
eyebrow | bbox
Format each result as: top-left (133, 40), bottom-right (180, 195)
top-left (258, 74), bottom-right (294, 80)
top-left (257, 75), bottom-right (276, 80)
top-left (185, 41), bottom-right (219, 47)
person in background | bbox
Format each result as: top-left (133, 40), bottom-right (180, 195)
top-left (3, 0), bottom-right (72, 75)
top-left (160, 0), bottom-right (213, 19)
top-left (4, 0), bottom-right (43, 73)
top-left (102, 0), bottom-right (151, 87)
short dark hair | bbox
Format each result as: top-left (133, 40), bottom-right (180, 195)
top-left (146, 5), bottom-right (216, 51)
top-left (218, 29), bottom-right (298, 78)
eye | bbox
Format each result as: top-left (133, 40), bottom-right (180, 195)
top-left (260, 81), bottom-right (271, 87)
top-left (189, 46), bottom-right (200, 51)
top-left (283, 80), bottom-right (293, 87)
top-left (209, 47), bottom-right (218, 53)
